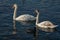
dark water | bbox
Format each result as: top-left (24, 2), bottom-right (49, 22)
top-left (0, 0), bottom-right (60, 40)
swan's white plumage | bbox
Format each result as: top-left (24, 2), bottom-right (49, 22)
top-left (36, 21), bottom-right (58, 28)
top-left (13, 4), bottom-right (35, 21)
top-left (15, 14), bottom-right (35, 21)
top-left (35, 10), bottom-right (58, 28)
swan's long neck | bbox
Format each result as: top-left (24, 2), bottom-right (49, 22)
top-left (36, 10), bottom-right (39, 25)
top-left (13, 6), bottom-right (17, 20)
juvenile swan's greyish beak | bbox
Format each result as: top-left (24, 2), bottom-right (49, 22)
top-left (35, 9), bottom-right (39, 14)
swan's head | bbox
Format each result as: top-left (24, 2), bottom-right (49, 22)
top-left (35, 9), bottom-right (39, 14)
top-left (13, 4), bottom-right (17, 8)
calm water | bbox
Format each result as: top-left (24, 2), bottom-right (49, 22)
top-left (0, 0), bottom-right (60, 40)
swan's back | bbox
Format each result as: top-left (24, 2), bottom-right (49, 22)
top-left (39, 21), bottom-right (54, 26)
top-left (37, 21), bottom-right (57, 28)
top-left (15, 14), bottom-right (35, 21)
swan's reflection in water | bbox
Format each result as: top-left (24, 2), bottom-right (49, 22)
top-left (12, 20), bottom-right (17, 35)
top-left (37, 26), bottom-right (56, 32)
top-left (18, 21), bottom-right (37, 40)
top-left (13, 20), bottom-right (35, 33)
top-left (26, 26), bottom-right (57, 40)
top-left (17, 21), bottom-right (35, 26)
top-left (12, 20), bottom-right (32, 35)
top-left (35, 26), bottom-right (57, 40)
top-left (26, 27), bottom-right (38, 40)
top-left (13, 20), bottom-right (57, 40)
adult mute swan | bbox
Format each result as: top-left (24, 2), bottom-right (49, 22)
top-left (13, 4), bottom-right (35, 21)
top-left (35, 10), bottom-right (58, 28)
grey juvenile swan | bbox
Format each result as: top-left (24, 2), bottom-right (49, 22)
top-left (13, 4), bottom-right (35, 21)
top-left (35, 10), bottom-right (58, 28)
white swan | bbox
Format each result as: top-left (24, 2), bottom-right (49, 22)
top-left (13, 4), bottom-right (35, 21)
top-left (35, 10), bottom-right (58, 28)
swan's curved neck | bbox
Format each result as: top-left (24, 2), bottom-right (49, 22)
top-left (13, 6), bottom-right (17, 20)
top-left (36, 10), bottom-right (39, 25)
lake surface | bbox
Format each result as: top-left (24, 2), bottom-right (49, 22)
top-left (0, 0), bottom-right (60, 40)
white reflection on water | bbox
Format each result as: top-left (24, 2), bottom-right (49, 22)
top-left (37, 26), bottom-right (56, 32)
top-left (12, 20), bottom-right (57, 40)
top-left (12, 20), bottom-right (17, 35)
top-left (20, 21), bottom-right (32, 25)
top-left (12, 20), bottom-right (35, 34)
top-left (17, 21), bottom-right (35, 26)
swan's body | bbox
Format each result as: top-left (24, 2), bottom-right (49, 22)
top-left (35, 10), bottom-right (58, 28)
top-left (13, 4), bottom-right (35, 21)
top-left (15, 14), bottom-right (35, 21)
top-left (36, 21), bottom-right (58, 28)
